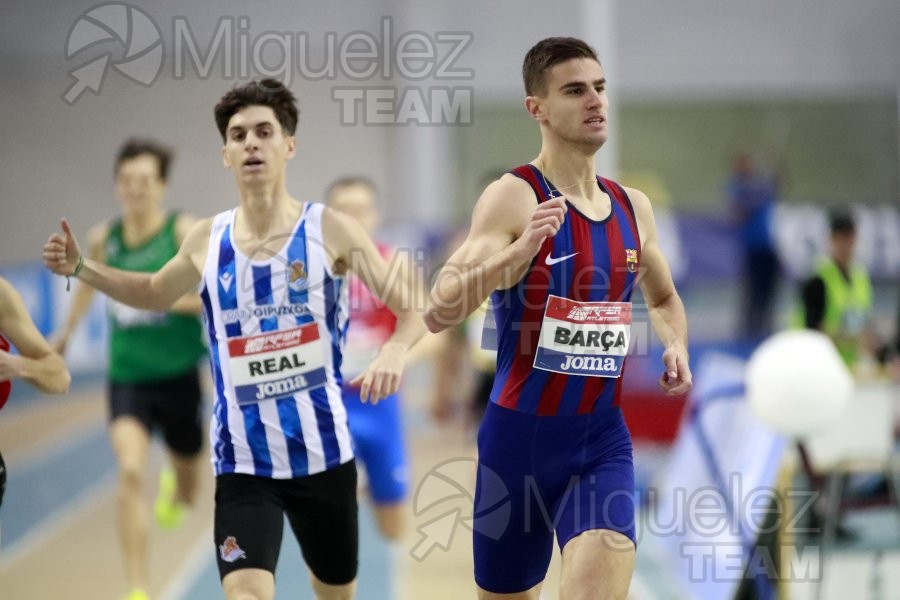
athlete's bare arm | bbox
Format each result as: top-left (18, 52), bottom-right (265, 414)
top-left (386, 248), bottom-right (446, 363)
top-left (169, 213), bottom-right (204, 315)
top-left (0, 278), bottom-right (71, 394)
top-left (322, 207), bottom-right (426, 403)
top-left (425, 174), bottom-right (567, 332)
top-left (627, 187), bottom-right (692, 395)
top-left (51, 222), bottom-right (107, 354)
top-left (43, 217), bottom-right (211, 312)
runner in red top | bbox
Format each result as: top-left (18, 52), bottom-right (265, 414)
top-left (0, 276), bottom-right (71, 507)
top-left (327, 177), bottom-right (409, 542)
top-left (0, 334), bottom-right (11, 411)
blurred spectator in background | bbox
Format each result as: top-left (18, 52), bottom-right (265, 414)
top-left (795, 210), bottom-right (875, 371)
top-left (792, 209), bottom-right (888, 539)
top-left (729, 153), bottom-right (781, 339)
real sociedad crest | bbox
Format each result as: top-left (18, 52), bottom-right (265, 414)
top-left (288, 259), bottom-right (308, 292)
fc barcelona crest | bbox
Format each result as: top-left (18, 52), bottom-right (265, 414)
top-left (625, 248), bottom-right (638, 273)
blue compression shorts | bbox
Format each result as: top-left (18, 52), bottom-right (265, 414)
top-left (473, 401), bottom-right (636, 594)
top-left (342, 386), bottom-right (408, 504)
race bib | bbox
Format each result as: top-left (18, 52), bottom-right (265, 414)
top-left (227, 323), bottom-right (328, 405)
top-left (108, 299), bottom-right (167, 328)
top-left (533, 295), bottom-right (631, 378)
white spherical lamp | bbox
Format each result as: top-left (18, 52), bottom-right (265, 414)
top-left (746, 330), bottom-right (853, 436)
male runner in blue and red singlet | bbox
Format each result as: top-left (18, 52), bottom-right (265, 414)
top-left (427, 37), bottom-right (692, 599)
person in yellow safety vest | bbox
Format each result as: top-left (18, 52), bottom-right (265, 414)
top-left (795, 209), bottom-right (873, 370)
top-left (792, 209), bottom-right (881, 542)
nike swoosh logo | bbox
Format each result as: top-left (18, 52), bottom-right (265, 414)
top-left (545, 252), bottom-right (579, 266)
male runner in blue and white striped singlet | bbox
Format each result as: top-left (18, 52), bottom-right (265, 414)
top-left (44, 79), bottom-right (425, 600)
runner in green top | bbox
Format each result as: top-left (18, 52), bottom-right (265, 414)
top-left (105, 213), bottom-right (206, 382)
top-left (52, 139), bottom-right (206, 600)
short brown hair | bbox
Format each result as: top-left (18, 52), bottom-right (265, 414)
top-left (115, 138), bottom-right (173, 181)
top-left (214, 78), bottom-right (299, 141)
top-left (522, 37), bottom-right (599, 96)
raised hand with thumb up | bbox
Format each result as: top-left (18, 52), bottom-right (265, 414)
top-left (43, 218), bottom-right (83, 277)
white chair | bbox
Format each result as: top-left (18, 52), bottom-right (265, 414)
top-left (796, 381), bottom-right (900, 600)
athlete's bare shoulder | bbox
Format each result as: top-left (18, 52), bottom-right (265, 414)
top-left (471, 172), bottom-right (536, 238)
top-left (622, 186), bottom-right (651, 213)
top-left (320, 203), bottom-right (375, 274)
top-left (0, 277), bottom-right (21, 337)
top-left (0, 276), bottom-right (15, 311)
top-left (320, 202), bottom-right (356, 241)
top-left (622, 186), bottom-right (657, 247)
top-left (481, 172), bottom-right (537, 210)
top-left (170, 216), bottom-right (213, 276)
top-left (173, 212), bottom-right (199, 244)
top-left (180, 217), bottom-right (214, 252)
